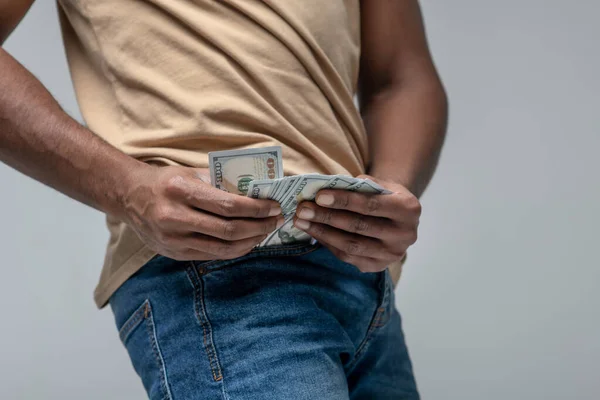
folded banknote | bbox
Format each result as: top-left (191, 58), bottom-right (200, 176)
top-left (208, 146), bottom-right (391, 247)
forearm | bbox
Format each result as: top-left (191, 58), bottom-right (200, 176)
top-left (0, 47), bottom-right (147, 217)
top-left (361, 78), bottom-right (447, 198)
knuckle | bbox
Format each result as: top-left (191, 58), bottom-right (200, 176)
top-left (404, 195), bottom-right (422, 215)
top-left (345, 240), bottom-right (364, 256)
top-left (337, 194), bottom-right (350, 209)
top-left (165, 175), bottom-right (186, 195)
top-left (406, 229), bottom-right (418, 244)
top-left (366, 196), bottom-right (381, 214)
top-left (221, 221), bottom-right (238, 240)
top-left (350, 216), bottom-right (370, 233)
top-left (254, 203), bottom-right (267, 218)
top-left (320, 210), bottom-right (333, 225)
top-left (311, 223), bottom-right (326, 237)
top-left (154, 205), bottom-right (173, 223)
top-left (217, 198), bottom-right (237, 216)
top-left (168, 211), bottom-right (187, 226)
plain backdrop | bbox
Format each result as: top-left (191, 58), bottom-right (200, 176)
top-left (1, 1), bottom-right (598, 399)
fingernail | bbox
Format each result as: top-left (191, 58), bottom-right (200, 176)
top-left (294, 219), bottom-right (310, 230)
top-left (269, 206), bottom-right (282, 217)
top-left (298, 208), bottom-right (315, 220)
top-left (317, 194), bottom-right (334, 206)
top-left (276, 216), bottom-right (285, 228)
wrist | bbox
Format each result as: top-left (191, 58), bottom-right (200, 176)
top-left (106, 158), bottom-right (154, 220)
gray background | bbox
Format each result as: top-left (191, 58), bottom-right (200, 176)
top-left (1, 1), bottom-right (598, 399)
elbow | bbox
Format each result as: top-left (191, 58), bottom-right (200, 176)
top-left (408, 68), bottom-right (448, 109)
top-left (410, 69), bottom-right (449, 125)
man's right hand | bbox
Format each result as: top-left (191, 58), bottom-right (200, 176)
top-left (2, 3), bottom-right (284, 262)
top-left (1, 38), bottom-right (282, 262)
top-left (121, 165), bottom-right (283, 261)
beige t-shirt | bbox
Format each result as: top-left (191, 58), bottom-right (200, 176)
top-left (56, 0), bottom-right (401, 308)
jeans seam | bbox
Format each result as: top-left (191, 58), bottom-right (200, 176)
top-left (144, 301), bottom-right (173, 400)
top-left (119, 301), bottom-right (147, 343)
top-left (185, 264), bottom-right (225, 384)
top-left (347, 271), bottom-right (391, 370)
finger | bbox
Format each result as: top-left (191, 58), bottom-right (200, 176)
top-left (293, 217), bottom-right (399, 262)
top-left (320, 243), bottom-right (390, 273)
top-left (295, 202), bottom-right (397, 240)
top-left (180, 233), bottom-right (267, 259)
top-left (166, 175), bottom-right (282, 218)
top-left (315, 189), bottom-right (420, 220)
top-left (159, 249), bottom-right (215, 262)
top-left (174, 211), bottom-right (284, 241)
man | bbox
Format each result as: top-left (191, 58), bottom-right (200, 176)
top-left (0, 0), bottom-right (447, 398)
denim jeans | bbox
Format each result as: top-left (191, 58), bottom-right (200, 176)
top-left (109, 243), bottom-right (419, 399)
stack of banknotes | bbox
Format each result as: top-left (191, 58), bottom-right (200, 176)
top-left (209, 146), bottom-right (391, 247)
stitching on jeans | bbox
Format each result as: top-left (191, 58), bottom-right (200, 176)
top-left (373, 307), bottom-right (389, 328)
top-left (119, 301), bottom-right (147, 343)
top-left (144, 301), bottom-right (173, 400)
top-left (190, 266), bottom-right (223, 381)
top-left (185, 265), bottom-right (224, 382)
top-left (347, 272), bottom-right (391, 370)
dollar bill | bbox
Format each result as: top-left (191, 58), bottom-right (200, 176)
top-left (365, 178), bottom-right (393, 194)
top-left (322, 174), bottom-right (358, 191)
top-left (260, 216), bottom-right (312, 247)
top-left (247, 173), bottom-right (395, 245)
top-left (210, 147), bottom-right (393, 247)
top-left (247, 179), bottom-right (275, 199)
top-left (271, 176), bottom-right (300, 206)
top-left (346, 178), bottom-right (392, 194)
top-left (279, 174), bottom-right (331, 216)
top-left (208, 146), bottom-right (283, 195)
top-left (248, 174), bottom-right (337, 246)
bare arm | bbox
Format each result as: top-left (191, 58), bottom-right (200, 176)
top-left (0, 46), bottom-right (147, 217)
top-left (0, 3), bottom-right (282, 261)
top-left (358, 0), bottom-right (448, 198)
top-left (0, 0), bottom-right (35, 44)
top-left (293, 0), bottom-right (447, 273)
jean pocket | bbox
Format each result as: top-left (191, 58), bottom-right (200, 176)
top-left (118, 300), bottom-right (172, 400)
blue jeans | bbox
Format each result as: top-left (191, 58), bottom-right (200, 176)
top-left (109, 243), bottom-right (419, 399)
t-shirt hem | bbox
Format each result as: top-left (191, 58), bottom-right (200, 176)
top-left (93, 245), bottom-right (158, 309)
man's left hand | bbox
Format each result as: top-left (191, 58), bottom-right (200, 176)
top-left (293, 175), bottom-right (421, 273)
